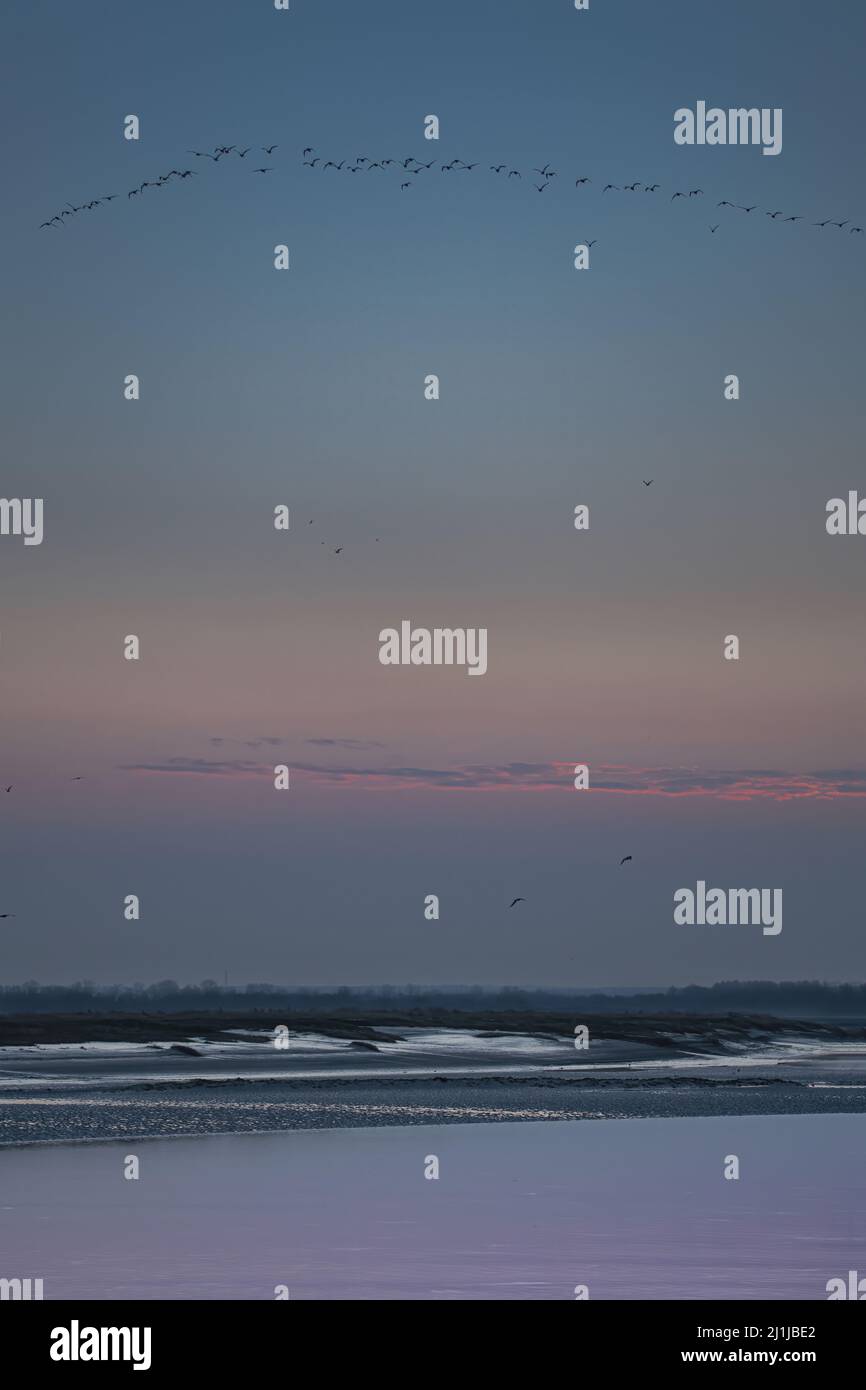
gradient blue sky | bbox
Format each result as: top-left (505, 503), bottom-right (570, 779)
top-left (2, 0), bottom-right (865, 985)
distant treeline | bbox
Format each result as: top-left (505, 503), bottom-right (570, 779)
top-left (0, 980), bottom-right (863, 1018)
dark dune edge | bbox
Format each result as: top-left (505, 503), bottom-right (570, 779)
top-left (1, 1008), bottom-right (864, 1049)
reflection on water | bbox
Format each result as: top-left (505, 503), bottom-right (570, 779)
top-left (0, 1113), bottom-right (863, 1300)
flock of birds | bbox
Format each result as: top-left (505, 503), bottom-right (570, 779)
top-left (298, 148), bottom-right (864, 236)
top-left (37, 144), bottom-right (281, 228)
top-left (37, 141), bottom-right (863, 238)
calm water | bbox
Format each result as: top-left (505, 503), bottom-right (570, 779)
top-left (1, 1113), bottom-right (863, 1299)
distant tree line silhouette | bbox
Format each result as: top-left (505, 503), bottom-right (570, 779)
top-left (0, 979), bottom-right (863, 1018)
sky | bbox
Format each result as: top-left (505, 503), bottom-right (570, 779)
top-left (1, 0), bottom-right (865, 986)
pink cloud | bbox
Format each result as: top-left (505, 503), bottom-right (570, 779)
top-left (119, 758), bottom-right (866, 801)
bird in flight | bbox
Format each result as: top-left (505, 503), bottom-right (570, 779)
top-left (585, 238), bottom-right (598, 247)
top-left (737, 205), bottom-right (757, 213)
top-left (533, 164), bottom-right (553, 177)
top-left (603, 184), bottom-right (619, 193)
top-left (534, 183), bottom-right (547, 193)
top-left (303, 147), bottom-right (314, 158)
top-left (671, 191), bottom-right (685, 201)
top-left (334, 547), bottom-right (343, 554)
top-left (5, 786), bottom-right (12, 793)
top-left (830, 220), bottom-right (849, 228)
top-left (689, 189), bottom-right (704, 197)
top-left (709, 225), bottom-right (719, 233)
top-left (575, 177), bottom-right (591, 186)
top-left (507, 170), bottom-right (521, 178)
top-left (767, 210), bottom-right (784, 219)
top-left (262, 145), bottom-right (278, 155)
top-left (642, 479), bottom-right (653, 486)
top-left (717, 200), bottom-right (734, 208)
top-left (624, 182), bottom-right (642, 192)
top-left (508, 898), bottom-right (525, 908)
top-left (851, 226), bottom-right (864, 234)
top-left (253, 167), bottom-right (273, 174)
top-left (784, 215), bottom-right (803, 222)
top-left (619, 856), bottom-right (632, 866)
top-left (0, 914), bottom-right (15, 920)
top-left (237, 148), bottom-right (252, 158)
top-left (401, 182), bottom-right (412, 190)
top-left (645, 183), bottom-right (660, 192)
top-left (70, 776), bottom-right (83, 781)
top-left (491, 164), bottom-right (507, 173)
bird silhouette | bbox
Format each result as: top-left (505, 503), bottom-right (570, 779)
top-left (717, 200), bottom-right (734, 208)
top-left (585, 239), bottom-right (598, 247)
top-left (709, 225), bottom-right (719, 233)
top-left (0, 914), bottom-right (15, 919)
top-left (830, 220), bottom-right (849, 228)
top-left (5, 786), bottom-right (12, 793)
top-left (645, 183), bottom-right (660, 192)
top-left (619, 856), bottom-right (632, 865)
top-left (767, 210), bottom-right (784, 219)
top-left (642, 479), bottom-right (653, 486)
top-left (737, 206), bottom-right (757, 213)
top-left (491, 165), bottom-right (507, 173)
top-left (509, 898), bottom-right (525, 908)
top-left (237, 148), bottom-right (252, 158)
top-left (671, 192), bottom-right (685, 201)
top-left (784, 215), bottom-right (802, 222)
top-left (253, 168), bottom-right (273, 174)
top-left (262, 145), bottom-right (278, 154)
top-left (507, 170), bottom-right (521, 178)
top-left (575, 177), bottom-right (591, 186)
top-left (303, 147), bottom-right (314, 158)
top-left (534, 183), bottom-right (547, 193)
top-left (334, 547), bottom-right (343, 554)
top-left (603, 184), bottom-right (619, 193)
top-left (401, 182), bottom-right (412, 190)
top-left (851, 227), bottom-right (864, 234)
top-left (689, 189), bottom-right (704, 197)
top-left (533, 165), bottom-right (553, 177)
